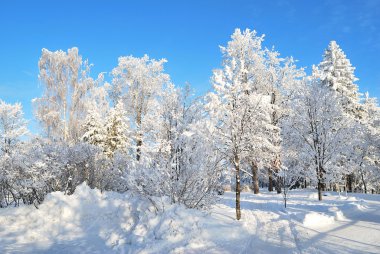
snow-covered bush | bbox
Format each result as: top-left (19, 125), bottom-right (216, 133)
top-left (0, 138), bottom-right (128, 207)
top-left (123, 89), bottom-right (223, 210)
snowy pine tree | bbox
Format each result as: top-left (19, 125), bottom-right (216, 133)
top-left (317, 41), bottom-right (361, 118)
top-left (82, 108), bottom-right (106, 149)
top-left (316, 41), bottom-right (366, 192)
top-left (104, 101), bottom-right (130, 158)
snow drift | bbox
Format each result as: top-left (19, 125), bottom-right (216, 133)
top-left (0, 183), bottom-right (209, 253)
top-left (1, 187), bottom-right (380, 254)
top-left (303, 212), bottom-right (335, 228)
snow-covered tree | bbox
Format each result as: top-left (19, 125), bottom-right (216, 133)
top-left (104, 100), bottom-right (130, 158)
top-left (160, 84), bottom-right (223, 208)
top-left (283, 77), bottom-right (353, 200)
top-left (82, 108), bottom-right (106, 149)
top-left (33, 48), bottom-right (96, 143)
top-left (207, 28), bottom-right (280, 220)
top-left (0, 100), bottom-right (29, 155)
top-left (81, 77), bottom-right (111, 152)
top-left (353, 93), bottom-right (380, 193)
top-left (121, 83), bottom-right (223, 209)
top-left (317, 41), bottom-right (374, 192)
top-left (317, 41), bottom-right (361, 118)
top-left (111, 55), bottom-right (170, 161)
top-left (264, 50), bottom-right (305, 193)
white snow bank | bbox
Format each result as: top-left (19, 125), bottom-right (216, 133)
top-left (1, 187), bottom-right (379, 253)
top-left (303, 212), bottom-right (335, 228)
top-left (0, 183), bottom-right (249, 254)
top-left (328, 207), bottom-right (348, 221)
top-left (334, 210), bottom-right (347, 221)
top-left (0, 183), bottom-right (158, 253)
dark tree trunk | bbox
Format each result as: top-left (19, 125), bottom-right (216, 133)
top-left (136, 136), bottom-right (142, 161)
top-left (235, 154), bottom-right (241, 221)
top-left (268, 168), bottom-right (273, 192)
top-left (317, 166), bottom-right (324, 201)
top-left (251, 161), bottom-right (259, 194)
top-left (318, 180), bottom-right (323, 201)
top-left (276, 174), bottom-right (282, 194)
top-left (346, 174), bottom-right (353, 193)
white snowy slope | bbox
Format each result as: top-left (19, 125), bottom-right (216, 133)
top-left (0, 184), bottom-right (379, 254)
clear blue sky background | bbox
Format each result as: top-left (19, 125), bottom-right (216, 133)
top-left (0, 0), bottom-right (379, 133)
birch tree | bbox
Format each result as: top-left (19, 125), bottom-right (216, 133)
top-left (34, 47), bottom-right (96, 143)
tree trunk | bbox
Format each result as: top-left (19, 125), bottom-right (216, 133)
top-left (136, 134), bottom-right (142, 161)
top-left (346, 174), bottom-right (353, 193)
top-left (251, 161), bottom-right (259, 194)
top-left (268, 168), bottom-right (273, 192)
top-left (317, 166), bottom-right (323, 201)
top-left (318, 179), bottom-right (322, 201)
top-left (235, 154), bottom-right (241, 220)
top-left (276, 174), bottom-right (282, 194)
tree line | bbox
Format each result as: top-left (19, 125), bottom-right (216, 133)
top-left (0, 28), bottom-right (379, 220)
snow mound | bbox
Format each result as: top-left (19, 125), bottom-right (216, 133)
top-left (338, 195), bottom-right (358, 201)
top-left (348, 201), bottom-right (368, 211)
top-left (0, 183), bottom-right (208, 253)
top-left (334, 210), bottom-right (347, 221)
top-left (328, 207), bottom-right (349, 221)
top-left (303, 212), bottom-right (335, 228)
top-left (0, 183), bottom-right (149, 253)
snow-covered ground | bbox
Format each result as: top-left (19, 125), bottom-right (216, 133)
top-left (1, 184), bottom-right (379, 254)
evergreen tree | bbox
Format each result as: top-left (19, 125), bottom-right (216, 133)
top-left (104, 101), bottom-right (130, 158)
top-left (81, 108), bottom-right (106, 149)
top-left (317, 41), bottom-right (361, 118)
top-left (317, 41), bottom-right (364, 192)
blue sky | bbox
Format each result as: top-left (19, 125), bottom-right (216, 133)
top-left (1, 0), bottom-right (379, 132)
